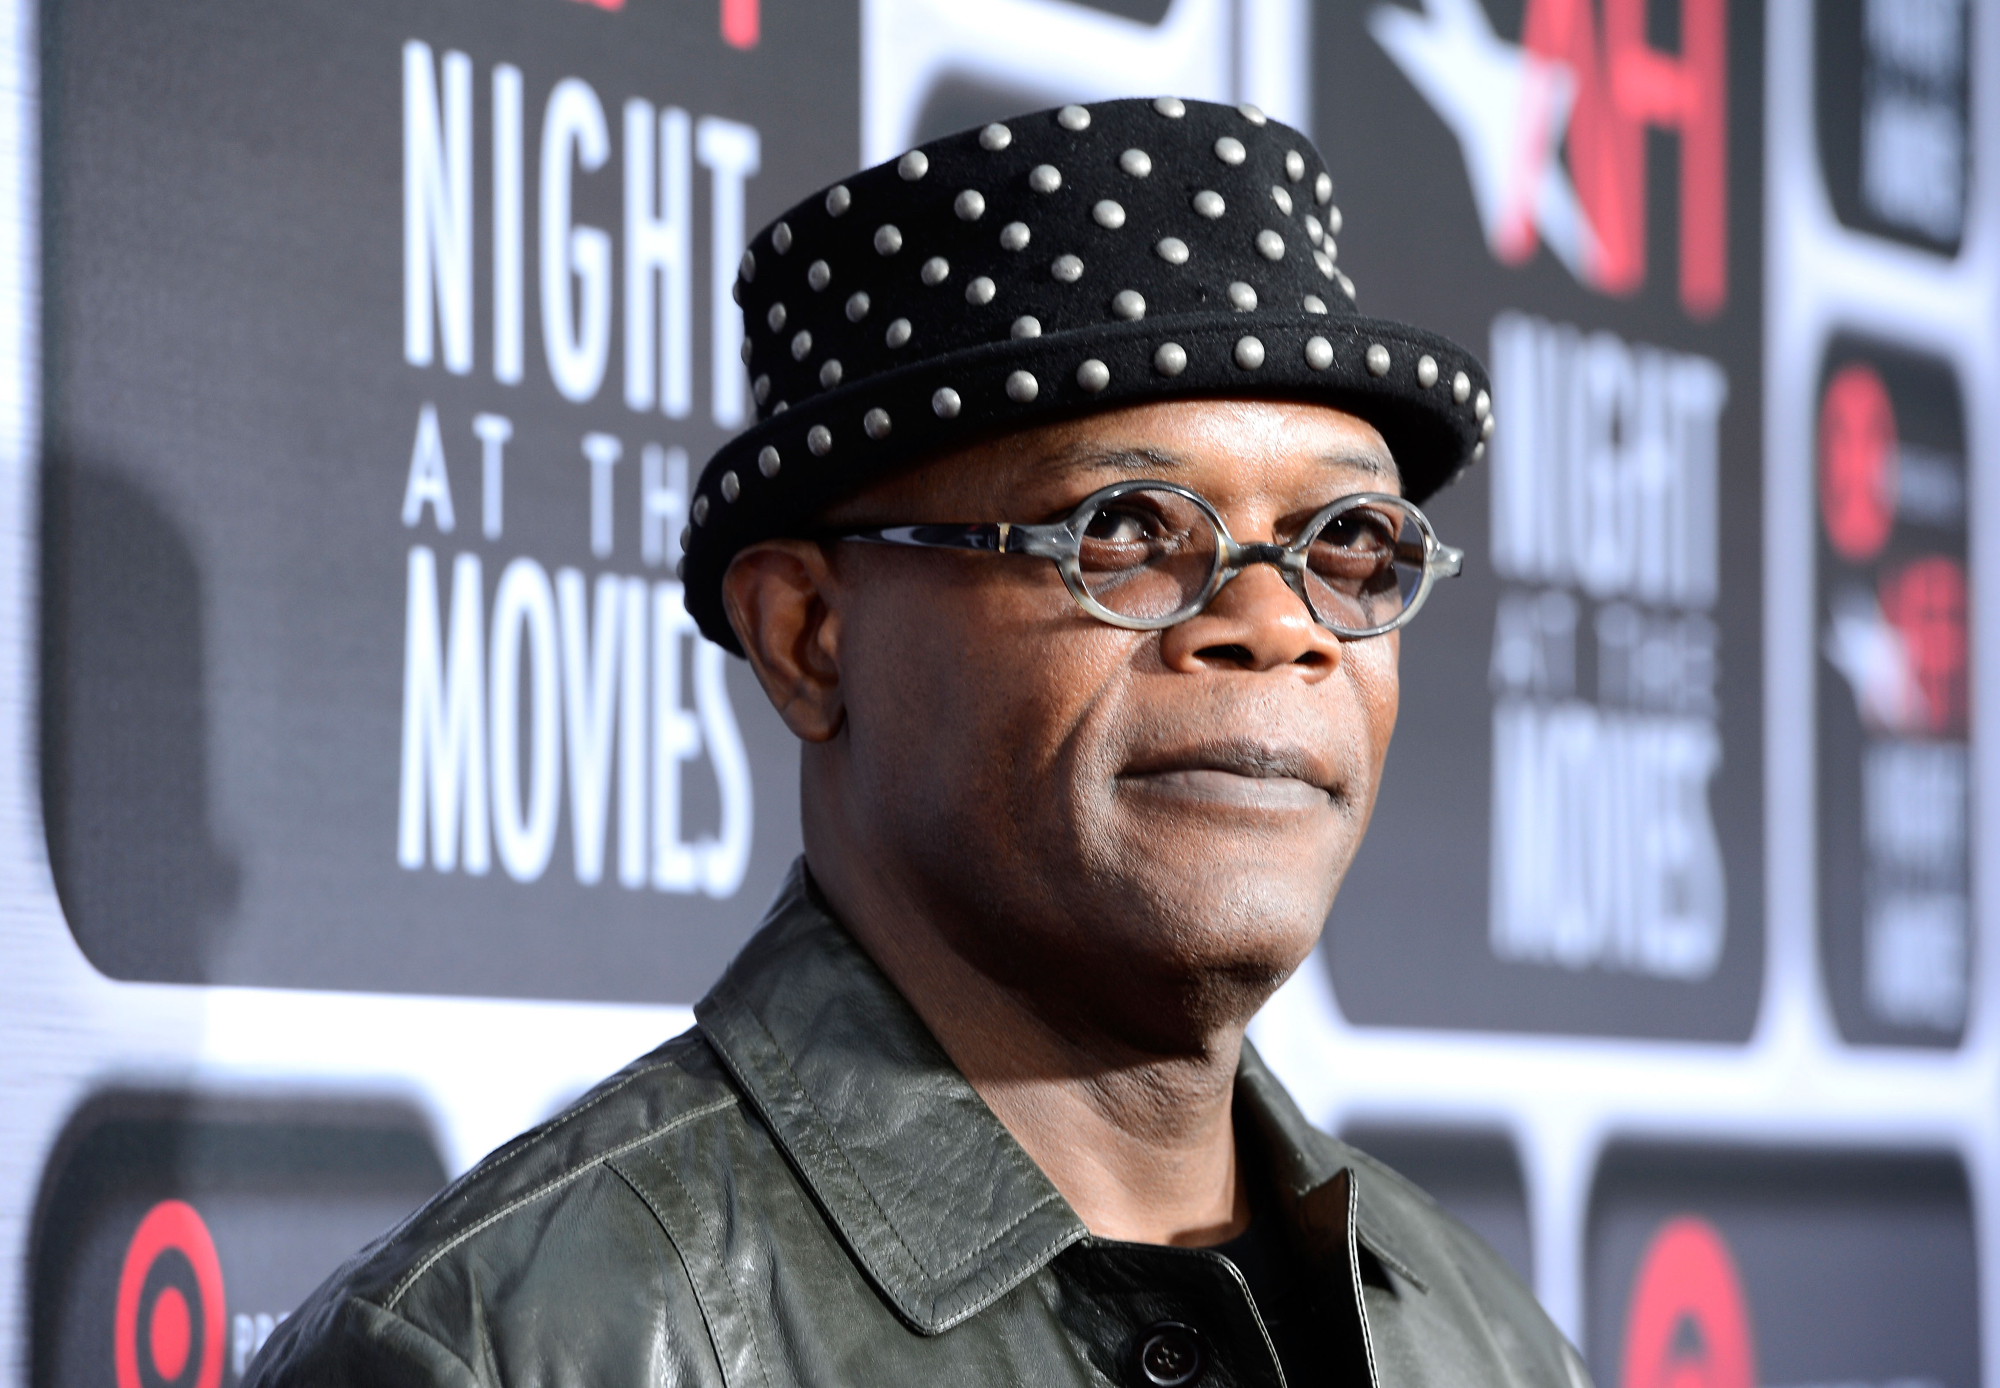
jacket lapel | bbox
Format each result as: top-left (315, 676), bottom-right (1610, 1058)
top-left (695, 863), bottom-right (1089, 1334)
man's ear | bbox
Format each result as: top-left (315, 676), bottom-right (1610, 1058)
top-left (721, 540), bottom-right (846, 742)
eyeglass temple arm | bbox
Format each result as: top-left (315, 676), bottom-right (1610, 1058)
top-left (826, 521), bottom-right (1072, 557)
top-left (1394, 537), bottom-right (1464, 579)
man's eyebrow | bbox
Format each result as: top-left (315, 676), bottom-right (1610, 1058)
top-left (1033, 440), bottom-right (1402, 483)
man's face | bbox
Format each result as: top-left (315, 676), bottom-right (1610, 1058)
top-left (750, 397), bottom-right (1403, 1049)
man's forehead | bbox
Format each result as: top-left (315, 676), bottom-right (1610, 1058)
top-left (1021, 399), bottom-right (1401, 488)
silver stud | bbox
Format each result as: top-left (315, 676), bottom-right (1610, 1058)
top-left (886, 317), bottom-right (912, 348)
top-left (1475, 389), bottom-right (1491, 420)
top-left (1313, 249), bottom-right (1334, 279)
top-left (1193, 190), bottom-right (1225, 218)
top-left (1473, 440), bottom-right (1487, 461)
top-left (720, 470), bottom-right (740, 502)
top-left (1000, 221), bottom-right (1031, 251)
top-left (1322, 237), bottom-right (1338, 264)
top-left (965, 275), bottom-right (996, 305)
top-left (874, 224), bottom-right (903, 255)
top-left (1011, 315), bottom-right (1042, 339)
top-left (1305, 336), bottom-right (1334, 370)
top-left (791, 329), bottom-right (813, 360)
top-left (846, 291), bottom-right (871, 322)
top-left (757, 445), bottom-right (781, 477)
top-left (1481, 413), bottom-right (1496, 440)
top-left (1238, 102), bottom-right (1267, 125)
top-left (732, 280), bottom-right (744, 306)
top-left (1366, 343), bottom-right (1391, 377)
top-left (1029, 164), bottom-right (1062, 194)
top-left (955, 189), bottom-right (986, 221)
top-left (1271, 185), bottom-right (1294, 215)
top-left (1214, 136), bottom-right (1247, 165)
top-left (1302, 294), bottom-right (1328, 315)
top-left (1154, 342), bottom-right (1188, 376)
top-left (1093, 199), bottom-right (1127, 229)
top-left (1111, 289), bottom-right (1146, 320)
top-left (1326, 206), bottom-right (1343, 236)
top-left (1051, 254), bottom-right (1084, 283)
top-left (1155, 236), bottom-right (1190, 265)
top-left (754, 374), bottom-right (771, 403)
top-left (808, 259), bottom-right (831, 291)
top-left (1417, 354), bottom-right (1439, 388)
top-left (980, 123), bottom-right (1013, 151)
top-left (1256, 229), bottom-right (1285, 261)
top-left (692, 495), bottom-right (710, 524)
top-left (1076, 359), bottom-right (1111, 392)
top-left (1057, 104), bottom-right (1091, 131)
top-left (1120, 148), bottom-right (1153, 177)
top-left (772, 221), bottom-right (793, 253)
top-left (767, 301), bottom-right (787, 332)
top-left (1284, 150), bottom-right (1306, 182)
top-left (921, 255), bottom-right (951, 286)
top-left (1006, 370), bottom-right (1039, 403)
top-left (739, 249), bottom-right (756, 282)
top-left (740, 338), bottom-right (754, 365)
top-left (807, 425), bottom-right (833, 455)
top-left (898, 149), bottom-right (929, 181)
top-left (1452, 370), bottom-right (1471, 403)
top-left (1336, 270), bottom-right (1356, 300)
top-left (772, 400), bottom-right (788, 413)
top-left (825, 184), bottom-right (852, 216)
top-left (1315, 172), bottom-right (1333, 205)
top-left (1227, 281), bottom-right (1258, 311)
top-left (819, 359), bottom-right (843, 388)
top-left (675, 557), bottom-right (687, 580)
top-left (681, 525), bottom-right (692, 551)
top-left (1304, 213), bottom-right (1323, 246)
top-left (1234, 335), bottom-right (1266, 369)
top-left (932, 386), bottom-right (962, 418)
top-left (1154, 96), bottom-right (1186, 118)
top-left (864, 407), bottom-right (893, 440)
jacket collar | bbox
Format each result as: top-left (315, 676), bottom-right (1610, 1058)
top-left (695, 861), bottom-right (1421, 1334)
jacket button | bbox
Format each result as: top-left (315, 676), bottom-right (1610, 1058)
top-left (1135, 1322), bottom-right (1204, 1387)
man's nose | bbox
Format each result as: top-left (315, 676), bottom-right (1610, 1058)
top-left (1156, 559), bottom-right (1344, 673)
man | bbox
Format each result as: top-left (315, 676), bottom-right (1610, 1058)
top-left (252, 98), bottom-right (1571, 1388)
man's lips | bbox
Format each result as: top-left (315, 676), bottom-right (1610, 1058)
top-left (1115, 745), bottom-right (1338, 810)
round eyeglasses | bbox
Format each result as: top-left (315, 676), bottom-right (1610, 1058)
top-left (826, 479), bottom-right (1464, 638)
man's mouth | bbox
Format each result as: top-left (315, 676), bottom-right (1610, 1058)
top-left (1116, 744), bottom-right (1337, 810)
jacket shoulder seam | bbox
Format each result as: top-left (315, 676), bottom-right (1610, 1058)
top-left (382, 1093), bottom-right (737, 1311)
top-left (608, 1149), bottom-right (775, 1388)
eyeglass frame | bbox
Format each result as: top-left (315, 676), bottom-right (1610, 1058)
top-left (820, 478), bottom-right (1465, 639)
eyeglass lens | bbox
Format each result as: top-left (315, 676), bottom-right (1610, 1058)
top-left (1072, 486), bottom-right (1427, 632)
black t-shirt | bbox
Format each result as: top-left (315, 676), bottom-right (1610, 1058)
top-left (1210, 1183), bottom-right (1321, 1386)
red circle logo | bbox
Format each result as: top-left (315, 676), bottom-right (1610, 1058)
top-left (1620, 1216), bottom-right (1755, 1388)
top-left (1819, 363), bottom-right (1900, 562)
top-left (114, 1200), bottom-right (226, 1388)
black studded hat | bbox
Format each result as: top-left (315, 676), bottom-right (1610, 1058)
top-left (685, 96), bottom-right (1493, 652)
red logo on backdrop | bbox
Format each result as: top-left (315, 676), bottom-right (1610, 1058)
top-left (1819, 363), bottom-right (1900, 562)
top-left (561, 0), bottom-right (760, 47)
top-left (115, 1201), bottom-right (226, 1388)
top-left (1373, 0), bottom-right (1728, 317)
top-left (1621, 1216), bottom-right (1755, 1388)
top-left (1526, 0), bottom-right (1729, 315)
top-left (1881, 556), bottom-right (1968, 737)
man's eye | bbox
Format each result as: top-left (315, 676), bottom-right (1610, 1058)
top-left (1321, 511), bottom-right (1397, 550)
top-left (1084, 506), bottom-right (1158, 543)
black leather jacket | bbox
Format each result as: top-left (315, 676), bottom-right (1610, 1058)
top-left (249, 865), bottom-right (1590, 1388)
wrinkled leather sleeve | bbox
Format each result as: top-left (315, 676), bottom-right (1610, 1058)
top-left (243, 1041), bottom-right (736, 1388)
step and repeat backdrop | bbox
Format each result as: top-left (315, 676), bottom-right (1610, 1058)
top-left (0, 1), bottom-right (1994, 1386)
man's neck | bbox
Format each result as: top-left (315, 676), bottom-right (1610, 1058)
top-left (807, 841), bottom-right (1252, 1248)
